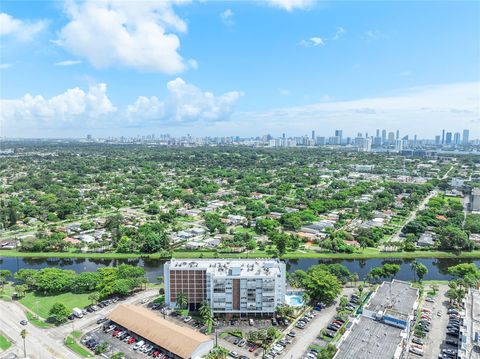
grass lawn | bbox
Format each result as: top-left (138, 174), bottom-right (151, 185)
top-left (0, 334), bottom-right (11, 351)
top-left (65, 336), bottom-right (93, 358)
top-left (25, 311), bottom-right (52, 328)
top-left (0, 283), bottom-right (16, 301)
top-left (20, 292), bottom-right (91, 319)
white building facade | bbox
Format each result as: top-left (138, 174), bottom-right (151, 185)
top-left (164, 259), bottom-right (286, 316)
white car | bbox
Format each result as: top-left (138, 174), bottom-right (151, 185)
top-left (133, 340), bottom-right (145, 350)
top-left (184, 316), bottom-right (192, 323)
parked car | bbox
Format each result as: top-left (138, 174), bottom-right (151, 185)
top-left (133, 340), bottom-right (145, 350)
top-left (184, 316), bottom-right (192, 323)
top-left (229, 351), bottom-right (239, 358)
top-left (412, 337), bottom-right (424, 345)
top-left (287, 331), bottom-right (296, 337)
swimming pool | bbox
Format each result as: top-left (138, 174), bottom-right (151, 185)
top-left (285, 292), bottom-right (305, 307)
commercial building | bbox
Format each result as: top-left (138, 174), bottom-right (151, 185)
top-left (458, 288), bottom-right (480, 359)
top-left (164, 259), bottom-right (286, 316)
top-left (334, 280), bottom-right (419, 359)
top-left (471, 188), bottom-right (480, 212)
top-left (108, 304), bottom-right (214, 359)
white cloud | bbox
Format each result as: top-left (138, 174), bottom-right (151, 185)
top-left (0, 12), bottom-right (47, 40)
top-left (332, 26), bottom-right (346, 40)
top-left (1, 79), bottom-right (242, 134)
top-left (54, 60), bottom-right (82, 66)
top-left (220, 9), bottom-right (234, 26)
top-left (364, 29), bottom-right (387, 41)
top-left (299, 36), bottom-right (324, 47)
top-left (56, 0), bottom-right (192, 74)
top-left (1, 83), bottom-right (117, 128)
top-left (0, 63), bottom-right (12, 69)
top-left (279, 89), bottom-right (291, 96)
top-left (265, 0), bottom-right (314, 11)
top-left (230, 82), bottom-right (480, 137)
top-left (127, 77), bottom-right (243, 124)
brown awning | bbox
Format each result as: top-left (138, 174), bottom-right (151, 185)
top-left (108, 304), bottom-right (212, 358)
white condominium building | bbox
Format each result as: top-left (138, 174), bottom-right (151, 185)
top-left (164, 258), bottom-right (286, 316)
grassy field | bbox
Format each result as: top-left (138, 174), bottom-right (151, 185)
top-left (65, 336), bottom-right (93, 358)
top-left (0, 334), bottom-right (11, 351)
top-left (25, 311), bottom-right (52, 328)
top-left (1, 248), bottom-right (480, 260)
top-left (20, 292), bottom-right (91, 319)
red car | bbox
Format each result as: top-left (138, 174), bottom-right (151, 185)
top-left (112, 329), bottom-right (121, 337)
top-left (249, 345), bottom-right (258, 352)
top-left (152, 351), bottom-right (160, 358)
top-left (128, 337), bottom-right (136, 344)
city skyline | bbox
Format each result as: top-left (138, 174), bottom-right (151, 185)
top-left (1, 1), bottom-right (479, 138)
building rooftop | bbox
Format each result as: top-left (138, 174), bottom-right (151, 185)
top-left (366, 280), bottom-right (419, 317)
top-left (168, 258), bottom-right (284, 277)
top-left (334, 317), bottom-right (404, 359)
top-left (108, 304), bottom-right (213, 359)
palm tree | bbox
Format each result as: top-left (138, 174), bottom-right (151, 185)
top-left (176, 292), bottom-right (188, 310)
top-left (199, 300), bottom-right (210, 318)
top-left (20, 329), bottom-right (27, 358)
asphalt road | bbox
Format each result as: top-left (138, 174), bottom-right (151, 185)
top-left (280, 287), bottom-right (356, 359)
top-left (0, 288), bottom-right (159, 359)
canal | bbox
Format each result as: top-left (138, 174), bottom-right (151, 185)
top-left (1, 256), bottom-right (479, 282)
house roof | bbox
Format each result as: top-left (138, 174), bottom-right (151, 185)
top-left (108, 304), bottom-right (212, 358)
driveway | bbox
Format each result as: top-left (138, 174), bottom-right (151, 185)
top-left (280, 287), bottom-right (355, 359)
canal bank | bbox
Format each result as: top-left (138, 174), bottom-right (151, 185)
top-left (1, 256), bottom-right (479, 283)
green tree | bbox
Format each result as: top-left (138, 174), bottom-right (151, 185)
top-left (207, 347), bottom-right (229, 359)
top-left (438, 226), bottom-right (473, 251)
top-left (0, 270), bottom-right (12, 290)
top-left (88, 292), bottom-right (100, 304)
top-left (415, 263), bottom-right (428, 282)
top-left (447, 263), bottom-right (480, 287)
top-left (316, 344), bottom-right (337, 359)
top-left (48, 302), bottom-right (70, 325)
top-left (303, 266), bottom-right (342, 305)
top-left (176, 292), bottom-right (188, 310)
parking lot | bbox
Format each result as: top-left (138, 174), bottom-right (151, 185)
top-left (83, 322), bottom-right (172, 359)
top-left (407, 284), bottom-right (460, 359)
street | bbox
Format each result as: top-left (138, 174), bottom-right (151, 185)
top-left (0, 288), bottom-right (159, 359)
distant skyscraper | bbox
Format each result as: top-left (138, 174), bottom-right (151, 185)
top-left (388, 132), bottom-right (395, 143)
top-left (335, 130), bottom-right (342, 142)
top-left (381, 129), bottom-right (387, 144)
top-left (395, 130), bottom-right (399, 140)
top-left (454, 132), bottom-right (461, 145)
top-left (445, 132), bottom-right (453, 145)
top-left (442, 129), bottom-right (445, 144)
top-left (376, 129), bottom-right (380, 137)
top-left (463, 129), bottom-right (469, 145)
top-left (395, 140), bottom-right (404, 152)
top-left (435, 135), bottom-right (441, 145)
top-left (86, 134), bottom-right (92, 140)
top-left (282, 133), bottom-right (286, 139)
top-left (312, 130), bottom-right (315, 140)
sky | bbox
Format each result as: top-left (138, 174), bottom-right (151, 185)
top-left (0, 0), bottom-right (479, 139)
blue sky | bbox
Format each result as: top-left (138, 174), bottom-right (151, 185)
top-left (1, 0), bottom-right (479, 138)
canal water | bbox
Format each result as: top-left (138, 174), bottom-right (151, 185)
top-left (1, 256), bottom-right (479, 282)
